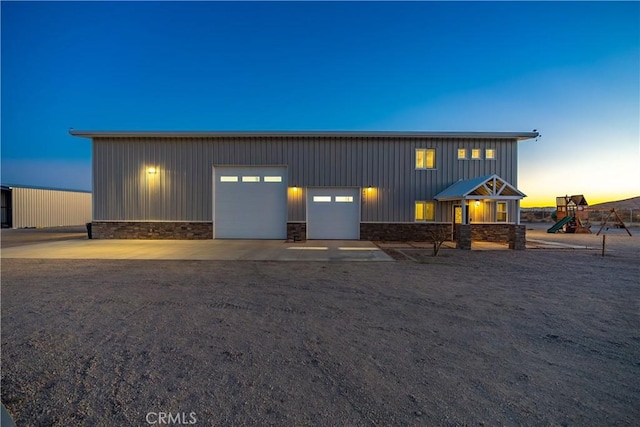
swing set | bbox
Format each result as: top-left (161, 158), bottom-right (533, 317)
top-left (596, 208), bottom-right (632, 236)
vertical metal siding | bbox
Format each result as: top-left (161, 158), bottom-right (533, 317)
top-left (11, 187), bottom-right (92, 228)
top-left (93, 136), bottom-right (520, 223)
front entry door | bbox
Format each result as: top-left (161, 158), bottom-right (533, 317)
top-left (452, 205), bottom-right (469, 240)
top-left (454, 205), bottom-right (463, 225)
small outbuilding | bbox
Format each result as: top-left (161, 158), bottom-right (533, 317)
top-left (1, 185), bottom-right (92, 229)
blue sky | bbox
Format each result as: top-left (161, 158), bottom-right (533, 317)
top-left (2, 1), bottom-right (638, 206)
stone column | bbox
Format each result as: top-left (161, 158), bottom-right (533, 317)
top-left (456, 224), bottom-right (471, 250)
top-left (287, 222), bottom-right (307, 242)
top-left (509, 224), bottom-right (526, 250)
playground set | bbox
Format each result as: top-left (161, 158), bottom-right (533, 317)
top-left (547, 195), bottom-right (591, 234)
top-left (547, 194), bottom-right (632, 235)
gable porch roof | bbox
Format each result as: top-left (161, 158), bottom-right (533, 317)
top-left (434, 174), bottom-right (526, 201)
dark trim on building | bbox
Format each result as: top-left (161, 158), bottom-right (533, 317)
top-left (70, 130), bottom-right (539, 141)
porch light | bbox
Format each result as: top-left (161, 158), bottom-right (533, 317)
top-left (474, 200), bottom-right (480, 207)
top-left (147, 167), bottom-right (157, 174)
top-left (292, 186), bottom-right (298, 191)
top-left (367, 186), bottom-right (373, 192)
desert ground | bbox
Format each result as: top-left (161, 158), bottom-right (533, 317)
top-left (1, 226), bottom-right (639, 426)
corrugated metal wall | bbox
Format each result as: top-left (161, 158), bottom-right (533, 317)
top-left (12, 187), bottom-right (92, 228)
top-left (92, 136), bottom-right (519, 222)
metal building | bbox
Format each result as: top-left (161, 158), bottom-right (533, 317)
top-left (70, 130), bottom-right (537, 246)
top-left (1, 185), bottom-right (92, 229)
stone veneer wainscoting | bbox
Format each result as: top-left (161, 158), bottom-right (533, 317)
top-left (287, 222), bottom-right (307, 242)
top-left (91, 222), bottom-right (213, 239)
top-left (360, 223), bottom-right (453, 242)
top-left (465, 223), bottom-right (526, 250)
top-left (90, 221), bottom-right (525, 249)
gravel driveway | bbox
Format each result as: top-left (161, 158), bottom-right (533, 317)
top-left (2, 234), bottom-right (639, 425)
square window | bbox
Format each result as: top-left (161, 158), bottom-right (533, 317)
top-left (415, 201), bottom-right (435, 221)
top-left (220, 176), bottom-right (238, 182)
top-left (416, 149), bottom-right (435, 169)
top-left (472, 149), bottom-right (482, 159)
top-left (485, 149), bottom-right (495, 159)
top-left (457, 149), bottom-right (467, 159)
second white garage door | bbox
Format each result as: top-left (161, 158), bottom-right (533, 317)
top-left (213, 166), bottom-right (287, 239)
top-left (306, 187), bottom-right (360, 240)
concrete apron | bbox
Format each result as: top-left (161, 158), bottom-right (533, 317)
top-left (0, 239), bottom-right (393, 261)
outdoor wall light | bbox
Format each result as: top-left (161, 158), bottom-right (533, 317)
top-left (292, 186), bottom-right (298, 191)
top-left (474, 200), bottom-right (480, 207)
top-left (147, 167), bottom-right (157, 174)
top-left (367, 186), bottom-right (373, 192)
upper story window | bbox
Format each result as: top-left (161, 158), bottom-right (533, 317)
top-left (471, 149), bottom-right (482, 159)
top-left (416, 148), bottom-right (435, 169)
top-left (485, 149), bottom-right (496, 160)
top-left (457, 149), bottom-right (467, 159)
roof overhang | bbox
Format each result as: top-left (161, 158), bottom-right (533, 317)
top-left (434, 174), bottom-right (526, 201)
top-left (69, 130), bottom-right (539, 141)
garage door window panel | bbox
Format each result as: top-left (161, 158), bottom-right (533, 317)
top-left (335, 196), bottom-right (354, 202)
top-left (264, 176), bottom-right (282, 182)
top-left (242, 176), bottom-right (260, 182)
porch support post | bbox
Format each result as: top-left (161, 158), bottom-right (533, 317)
top-left (456, 224), bottom-right (472, 250)
top-left (515, 199), bottom-right (521, 225)
top-left (461, 199), bottom-right (467, 224)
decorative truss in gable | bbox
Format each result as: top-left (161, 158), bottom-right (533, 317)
top-left (434, 174), bottom-right (526, 201)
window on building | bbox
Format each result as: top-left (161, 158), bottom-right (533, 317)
top-left (335, 196), bottom-right (354, 202)
top-left (457, 149), bottom-right (467, 159)
top-left (220, 176), bottom-right (239, 182)
top-left (415, 201), bottom-right (436, 221)
top-left (242, 176), bottom-right (260, 182)
top-left (313, 196), bottom-right (331, 202)
top-left (485, 149), bottom-right (495, 160)
top-left (264, 176), bottom-right (282, 182)
top-left (472, 149), bottom-right (482, 159)
top-left (497, 202), bottom-right (507, 222)
top-left (416, 149), bottom-right (435, 169)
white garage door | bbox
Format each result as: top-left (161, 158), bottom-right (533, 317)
top-left (307, 187), bottom-right (360, 240)
top-left (213, 166), bottom-right (287, 239)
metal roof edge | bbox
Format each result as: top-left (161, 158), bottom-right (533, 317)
top-left (69, 130), bottom-right (539, 141)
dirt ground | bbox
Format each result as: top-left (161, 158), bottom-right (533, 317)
top-left (1, 229), bottom-right (639, 425)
